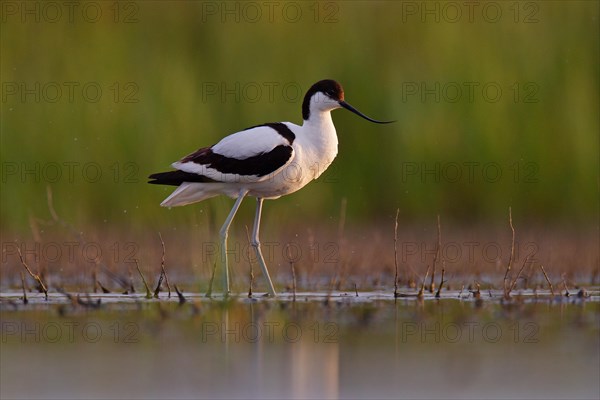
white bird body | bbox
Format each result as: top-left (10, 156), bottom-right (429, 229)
top-left (149, 79), bottom-right (392, 296)
top-left (161, 118), bottom-right (337, 206)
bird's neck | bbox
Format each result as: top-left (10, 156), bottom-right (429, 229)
top-left (302, 110), bottom-right (334, 131)
top-left (301, 110), bottom-right (338, 159)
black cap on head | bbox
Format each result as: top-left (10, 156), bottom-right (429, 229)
top-left (302, 79), bottom-right (395, 124)
top-left (302, 79), bottom-right (344, 120)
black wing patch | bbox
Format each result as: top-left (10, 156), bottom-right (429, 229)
top-left (148, 170), bottom-right (217, 186)
top-left (149, 123), bottom-right (295, 186)
top-left (181, 145), bottom-right (293, 177)
top-left (149, 145), bottom-right (293, 186)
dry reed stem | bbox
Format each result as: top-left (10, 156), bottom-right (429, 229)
top-left (28, 213), bottom-right (42, 242)
top-left (97, 280), bottom-right (111, 293)
top-left (57, 288), bottom-right (100, 309)
top-left (391, 210), bottom-right (419, 288)
top-left (305, 228), bottom-right (316, 289)
top-left (56, 287), bottom-right (75, 302)
top-left (327, 267), bottom-right (337, 297)
top-left (503, 207), bottom-right (516, 298)
top-left (393, 208), bottom-right (399, 298)
top-left (134, 259), bottom-right (153, 299)
top-left (245, 226), bottom-right (254, 298)
top-left (20, 271), bottom-right (28, 304)
top-left (206, 262), bottom-right (217, 298)
top-left (435, 261), bottom-right (446, 298)
top-left (287, 244), bottom-right (297, 302)
top-left (507, 256), bottom-right (531, 295)
top-left (46, 185), bottom-right (60, 223)
top-left (562, 276), bottom-right (570, 297)
top-left (522, 262), bottom-right (535, 290)
top-left (76, 294), bottom-right (101, 309)
top-left (174, 285), bottom-right (187, 304)
top-left (429, 214), bottom-right (441, 293)
top-left (539, 265), bottom-right (555, 296)
top-left (153, 275), bottom-right (164, 298)
top-left (417, 266), bottom-right (430, 298)
top-left (16, 248), bottom-right (47, 300)
top-left (153, 232), bottom-right (171, 298)
top-left (159, 232), bottom-right (171, 297)
top-left (471, 281), bottom-right (481, 299)
top-left (92, 264), bottom-right (99, 293)
top-left (127, 265), bottom-right (136, 293)
top-left (28, 213), bottom-right (47, 289)
top-left (56, 287), bottom-right (79, 310)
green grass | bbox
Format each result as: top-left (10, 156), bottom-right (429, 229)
top-left (1, 1), bottom-right (598, 233)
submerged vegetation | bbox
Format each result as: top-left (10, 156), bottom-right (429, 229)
top-left (1, 1), bottom-right (596, 302)
top-left (1, 193), bottom-right (597, 300)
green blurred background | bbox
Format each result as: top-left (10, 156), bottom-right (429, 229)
top-left (1, 1), bottom-right (598, 234)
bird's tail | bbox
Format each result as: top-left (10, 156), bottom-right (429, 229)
top-left (159, 182), bottom-right (219, 207)
top-left (149, 170), bottom-right (221, 207)
top-left (148, 170), bottom-right (215, 186)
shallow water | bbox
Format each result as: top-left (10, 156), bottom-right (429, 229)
top-left (1, 290), bottom-right (599, 399)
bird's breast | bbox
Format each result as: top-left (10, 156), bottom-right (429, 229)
top-left (246, 121), bottom-right (338, 199)
top-left (294, 125), bottom-right (338, 181)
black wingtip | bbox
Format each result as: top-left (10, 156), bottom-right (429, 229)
top-left (148, 171), bottom-right (216, 186)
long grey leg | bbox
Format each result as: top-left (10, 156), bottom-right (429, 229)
top-left (219, 189), bottom-right (247, 297)
top-left (250, 198), bottom-right (277, 296)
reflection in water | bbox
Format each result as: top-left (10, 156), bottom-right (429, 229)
top-left (1, 296), bottom-right (598, 399)
top-left (291, 341), bottom-right (339, 399)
